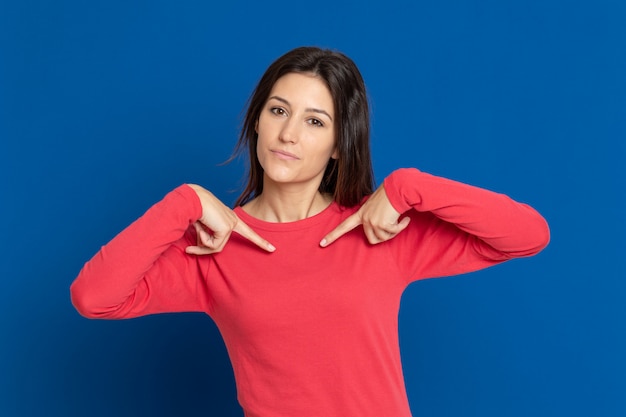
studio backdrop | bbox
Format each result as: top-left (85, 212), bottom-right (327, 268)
top-left (1, 1), bottom-right (624, 416)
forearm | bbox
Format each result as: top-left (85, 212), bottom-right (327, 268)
top-left (384, 168), bottom-right (550, 258)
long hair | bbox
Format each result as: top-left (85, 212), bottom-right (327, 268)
top-left (233, 46), bottom-right (374, 208)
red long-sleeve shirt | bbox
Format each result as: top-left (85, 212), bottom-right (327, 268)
top-left (71, 168), bottom-right (549, 417)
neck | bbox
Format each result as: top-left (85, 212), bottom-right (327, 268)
top-left (243, 179), bottom-right (333, 223)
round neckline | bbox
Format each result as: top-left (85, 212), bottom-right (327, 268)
top-left (234, 201), bottom-right (345, 232)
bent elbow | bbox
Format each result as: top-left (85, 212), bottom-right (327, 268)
top-left (513, 215), bottom-right (551, 258)
top-left (70, 282), bottom-right (100, 319)
top-left (536, 217), bottom-right (551, 253)
top-left (69, 280), bottom-right (121, 319)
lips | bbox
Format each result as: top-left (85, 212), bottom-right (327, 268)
top-left (271, 149), bottom-right (300, 160)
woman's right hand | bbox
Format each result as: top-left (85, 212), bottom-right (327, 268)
top-left (185, 184), bottom-right (275, 255)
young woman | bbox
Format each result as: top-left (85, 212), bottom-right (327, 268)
top-left (71, 46), bottom-right (550, 417)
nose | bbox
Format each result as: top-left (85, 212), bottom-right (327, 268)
top-left (279, 118), bottom-right (300, 144)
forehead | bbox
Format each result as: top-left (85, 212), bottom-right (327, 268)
top-left (269, 73), bottom-right (334, 113)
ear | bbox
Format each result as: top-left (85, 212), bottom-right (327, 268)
top-left (255, 119), bottom-right (259, 133)
top-left (331, 147), bottom-right (339, 160)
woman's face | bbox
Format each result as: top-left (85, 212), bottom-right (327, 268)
top-left (256, 72), bottom-right (337, 190)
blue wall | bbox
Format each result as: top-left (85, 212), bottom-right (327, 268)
top-left (1, 1), bottom-right (624, 416)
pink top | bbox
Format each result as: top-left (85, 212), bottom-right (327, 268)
top-left (71, 168), bottom-right (549, 417)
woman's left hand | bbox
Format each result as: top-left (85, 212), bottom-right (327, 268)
top-left (320, 184), bottom-right (410, 247)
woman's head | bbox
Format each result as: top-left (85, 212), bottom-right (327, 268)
top-left (234, 46), bottom-right (374, 207)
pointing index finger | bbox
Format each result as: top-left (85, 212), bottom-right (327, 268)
top-left (233, 215), bottom-right (276, 252)
top-left (320, 212), bottom-right (362, 247)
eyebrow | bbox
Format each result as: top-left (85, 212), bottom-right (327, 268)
top-left (268, 95), bottom-right (333, 122)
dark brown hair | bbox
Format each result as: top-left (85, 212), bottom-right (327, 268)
top-left (233, 46), bottom-right (374, 208)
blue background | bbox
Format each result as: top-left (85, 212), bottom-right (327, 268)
top-left (1, 0), bottom-right (624, 416)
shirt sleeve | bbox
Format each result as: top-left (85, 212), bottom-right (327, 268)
top-left (70, 184), bottom-right (210, 319)
top-left (383, 168), bottom-right (550, 285)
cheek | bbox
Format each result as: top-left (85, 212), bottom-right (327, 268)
top-left (324, 133), bottom-right (338, 160)
top-left (255, 116), bottom-right (276, 147)
top-left (255, 139), bottom-right (265, 167)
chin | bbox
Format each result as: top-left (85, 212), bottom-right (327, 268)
top-left (262, 169), bottom-right (297, 184)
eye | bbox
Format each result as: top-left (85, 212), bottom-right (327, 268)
top-left (307, 118), bottom-right (324, 127)
top-left (270, 107), bottom-right (287, 116)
